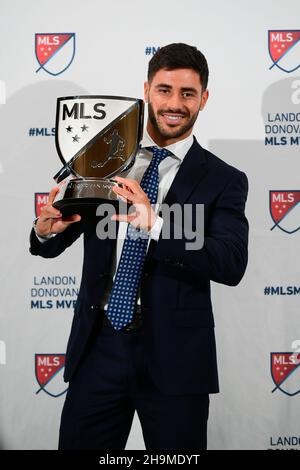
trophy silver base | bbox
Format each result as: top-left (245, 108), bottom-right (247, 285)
top-left (53, 178), bottom-right (124, 217)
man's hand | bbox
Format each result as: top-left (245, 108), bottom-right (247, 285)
top-left (35, 187), bottom-right (81, 237)
top-left (111, 176), bottom-right (157, 232)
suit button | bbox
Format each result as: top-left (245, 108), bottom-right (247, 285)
top-left (143, 272), bottom-right (149, 278)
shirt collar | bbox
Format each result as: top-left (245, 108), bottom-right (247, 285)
top-left (140, 128), bottom-right (194, 162)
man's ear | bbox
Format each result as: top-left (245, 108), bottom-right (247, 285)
top-left (200, 89), bottom-right (209, 111)
top-left (144, 81), bottom-right (149, 103)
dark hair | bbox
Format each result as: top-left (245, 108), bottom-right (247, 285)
top-left (147, 43), bottom-right (209, 90)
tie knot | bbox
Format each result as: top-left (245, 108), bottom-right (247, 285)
top-left (148, 146), bottom-right (172, 166)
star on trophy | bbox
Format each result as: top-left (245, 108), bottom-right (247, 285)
top-left (52, 95), bottom-right (144, 216)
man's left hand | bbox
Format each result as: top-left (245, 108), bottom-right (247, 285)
top-left (111, 176), bottom-right (156, 232)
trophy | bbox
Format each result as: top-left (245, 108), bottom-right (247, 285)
top-left (52, 95), bottom-right (144, 216)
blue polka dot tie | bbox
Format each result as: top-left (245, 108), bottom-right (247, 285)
top-left (106, 146), bottom-right (172, 330)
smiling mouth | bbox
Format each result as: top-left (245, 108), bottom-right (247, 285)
top-left (161, 112), bottom-right (186, 124)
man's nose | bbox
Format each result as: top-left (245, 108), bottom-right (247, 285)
top-left (166, 93), bottom-right (184, 111)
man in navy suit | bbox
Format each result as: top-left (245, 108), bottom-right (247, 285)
top-left (30, 43), bottom-right (249, 450)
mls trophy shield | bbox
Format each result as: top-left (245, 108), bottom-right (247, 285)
top-left (53, 95), bottom-right (144, 216)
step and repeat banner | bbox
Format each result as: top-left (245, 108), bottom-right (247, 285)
top-left (0, 0), bottom-right (300, 450)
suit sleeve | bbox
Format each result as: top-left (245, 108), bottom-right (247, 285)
top-left (152, 171), bottom-right (249, 286)
top-left (29, 221), bottom-right (84, 258)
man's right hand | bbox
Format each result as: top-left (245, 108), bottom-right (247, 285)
top-left (35, 187), bottom-right (81, 237)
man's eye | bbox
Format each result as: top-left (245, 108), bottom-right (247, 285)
top-left (159, 89), bottom-right (169, 93)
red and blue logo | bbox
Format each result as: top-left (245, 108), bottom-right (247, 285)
top-left (35, 33), bottom-right (76, 76)
top-left (268, 30), bottom-right (300, 73)
top-left (269, 190), bottom-right (300, 234)
top-left (271, 353), bottom-right (300, 396)
top-left (34, 192), bottom-right (49, 218)
top-left (35, 354), bottom-right (68, 398)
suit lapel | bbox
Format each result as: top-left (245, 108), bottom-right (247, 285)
top-left (106, 140), bottom-right (208, 266)
top-left (163, 137), bottom-right (208, 207)
top-left (145, 138), bottom-right (208, 261)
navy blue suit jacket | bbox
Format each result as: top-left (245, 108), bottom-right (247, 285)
top-left (30, 138), bottom-right (249, 395)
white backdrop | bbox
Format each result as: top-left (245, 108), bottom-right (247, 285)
top-left (0, 0), bottom-right (300, 450)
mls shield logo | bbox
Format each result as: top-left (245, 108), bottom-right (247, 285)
top-left (34, 193), bottom-right (49, 217)
top-left (268, 30), bottom-right (300, 73)
top-left (271, 353), bottom-right (300, 396)
top-left (55, 96), bottom-right (142, 178)
top-left (35, 33), bottom-right (76, 76)
top-left (269, 190), bottom-right (300, 234)
top-left (35, 354), bottom-right (68, 398)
